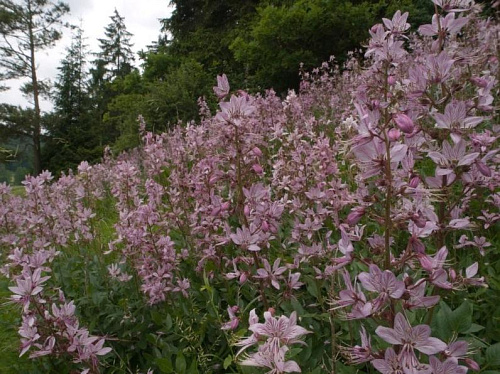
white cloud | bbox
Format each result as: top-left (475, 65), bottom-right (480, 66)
top-left (0, 0), bottom-right (173, 111)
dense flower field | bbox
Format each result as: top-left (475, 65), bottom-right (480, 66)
top-left (1, 1), bottom-right (499, 373)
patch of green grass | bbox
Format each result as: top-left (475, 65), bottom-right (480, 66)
top-left (9, 185), bottom-right (25, 197)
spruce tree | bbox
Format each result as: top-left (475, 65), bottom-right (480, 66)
top-left (88, 9), bottom-right (135, 150)
top-left (44, 26), bottom-right (97, 174)
top-left (96, 9), bottom-right (135, 79)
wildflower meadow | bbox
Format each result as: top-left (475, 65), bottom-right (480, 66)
top-left (1, 1), bottom-right (500, 373)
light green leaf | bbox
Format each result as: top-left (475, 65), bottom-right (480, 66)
top-left (176, 352), bottom-right (187, 374)
top-left (223, 355), bottom-right (233, 370)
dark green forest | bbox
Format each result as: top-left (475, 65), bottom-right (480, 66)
top-left (0, 0), bottom-right (438, 179)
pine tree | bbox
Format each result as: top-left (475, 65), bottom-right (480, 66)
top-left (0, 0), bottom-right (69, 175)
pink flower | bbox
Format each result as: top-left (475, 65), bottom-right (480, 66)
top-left (419, 13), bottom-right (469, 37)
top-left (256, 258), bottom-right (287, 290)
top-left (371, 348), bottom-right (404, 374)
top-left (221, 306), bottom-right (240, 331)
top-left (9, 268), bottom-right (50, 312)
top-left (344, 326), bottom-right (373, 364)
top-left (334, 270), bottom-right (373, 319)
top-left (218, 95), bottom-right (255, 124)
top-left (405, 281), bottom-right (440, 309)
top-left (358, 265), bottom-right (405, 311)
top-left (376, 313), bottom-right (447, 371)
top-left (240, 346), bottom-right (301, 374)
top-left (429, 356), bottom-right (467, 374)
top-left (213, 74), bottom-right (230, 99)
top-left (249, 311), bottom-right (311, 353)
top-left (382, 10), bottom-right (410, 35)
top-left (433, 100), bottom-right (483, 130)
top-left (230, 226), bottom-right (261, 252)
top-left (237, 310), bottom-right (311, 359)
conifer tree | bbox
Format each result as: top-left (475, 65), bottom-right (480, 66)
top-left (87, 9), bottom-right (136, 150)
top-left (96, 9), bottom-right (135, 79)
top-left (0, 0), bottom-right (69, 175)
top-left (44, 26), bottom-right (97, 174)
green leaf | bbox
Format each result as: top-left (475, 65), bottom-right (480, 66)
top-left (223, 355), bottom-right (233, 370)
top-left (151, 311), bottom-right (163, 325)
top-left (432, 301), bottom-right (473, 339)
top-left (188, 358), bottom-right (199, 374)
top-left (165, 314), bottom-right (173, 332)
top-left (156, 357), bottom-right (173, 373)
top-left (486, 343), bottom-right (500, 366)
top-left (432, 302), bottom-right (453, 340)
top-left (306, 277), bottom-right (319, 298)
top-left (450, 300), bottom-right (473, 333)
top-left (176, 352), bottom-right (187, 374)
top-left (464, 323), bottom-right (485, 334)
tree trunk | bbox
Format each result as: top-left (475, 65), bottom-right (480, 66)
top-left (28, 0), bottom-right (42, 176)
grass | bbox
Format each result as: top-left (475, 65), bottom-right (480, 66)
top-left (9, 185), bottom-right (25, 197)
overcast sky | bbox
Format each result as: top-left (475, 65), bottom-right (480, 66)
top-left (0, 0), bottom-right (174, 111)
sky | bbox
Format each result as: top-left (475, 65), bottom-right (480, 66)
top-left (0, 0), bottom-right (174, 111)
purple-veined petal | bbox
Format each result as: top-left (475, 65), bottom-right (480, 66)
top-left (375, 326), bottom-right (402, 345)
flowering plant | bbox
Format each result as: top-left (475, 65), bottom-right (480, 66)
top-left (1, 1), bottom-right (499, 373)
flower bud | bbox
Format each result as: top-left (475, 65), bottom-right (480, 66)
top-left (418, 254), bottom-right (433, 272)
top-left (388, 128), bottom-right (401, 141)
top-left (470, 77), bottom-right (488, 88)
top-left (409, 176), bottom-right (420, 188)
top-left (411, 213), bottom-right (427, 228)
top-left (244, 205), bottom-right (250, 216)
top-left (210, 206), bottom-right (221, 216)
top-left (476, 160), bottom-right (491, 177)
top-left (239, 272), bottom-right (248, 284)
top-left (409, 237), bottom-right (425, 254)
top-left (230, 317), bottom-right (239, 330)
top-left (347, 207), bottom-right (365, 225)
top-left (221, 201), bottom-right (230, 211)
top-left (465, 358), bottom-right (480, 372)
top-left (395, 114), bottom-right (415, 134)
top-left (449, 268), bottom-right (457, 282)
top-left (252, 164), bottom-right (263, 175)
top-left (261, 220), bottom-right (270, 232)
top-left (252, 147), bottom-right (263, 157)
top-left (388, 75), bottom-right (396, 85)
